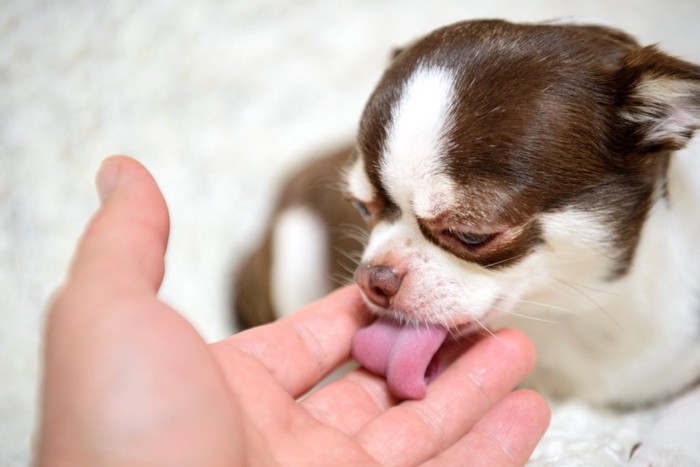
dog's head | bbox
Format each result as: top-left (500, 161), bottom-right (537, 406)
top-left (346, 20), bottom-right (700, 398)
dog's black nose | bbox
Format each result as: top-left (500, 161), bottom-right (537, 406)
top-left (355, 265), bottom-right (402, 308)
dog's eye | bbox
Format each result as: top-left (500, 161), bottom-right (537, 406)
top-left (351, 200), bottom-right (372, 221)
top-left (448, 230), bottom-right (495, 249)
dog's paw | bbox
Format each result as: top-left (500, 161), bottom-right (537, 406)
top-left (629, 442), bottom-right (700, 467)
top-left (628, 389), bottom-right (700, 467)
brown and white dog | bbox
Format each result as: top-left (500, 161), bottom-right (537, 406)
top-left (235, 19), bottom-right (700, 465)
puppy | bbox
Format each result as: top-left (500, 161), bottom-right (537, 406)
top-left (345, 20), bottom-right (700, 465)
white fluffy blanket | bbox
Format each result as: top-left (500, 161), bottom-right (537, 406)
top-left (2, 1), bottom-right (697, 465)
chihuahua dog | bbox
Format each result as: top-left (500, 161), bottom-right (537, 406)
top-left (345, 19), bottom-right (700, 465)
top-left (234, 19), bottom-right (700, 465)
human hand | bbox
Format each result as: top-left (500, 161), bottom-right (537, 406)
top-left (37, 156), bottom-right (549, 466)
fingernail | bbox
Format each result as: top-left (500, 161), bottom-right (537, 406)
top-left (96, 158), bottom-right (121, 203)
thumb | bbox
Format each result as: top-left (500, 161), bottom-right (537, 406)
top-left (70, 155), bottom-right (170, 293)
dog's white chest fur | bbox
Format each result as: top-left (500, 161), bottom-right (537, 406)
top-left (514, 138), bottom-right (700, 405)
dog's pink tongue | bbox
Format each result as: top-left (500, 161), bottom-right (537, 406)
top-left (351, 317), bottom-right (449, 400)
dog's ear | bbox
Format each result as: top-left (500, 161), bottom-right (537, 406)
top-left (621, 46), bottom-right (700, 153)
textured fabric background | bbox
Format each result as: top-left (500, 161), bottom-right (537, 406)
top-left (2, 1), bottom-right (698, 465)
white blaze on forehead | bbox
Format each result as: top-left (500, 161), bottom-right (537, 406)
top-left (381, 66), bottom-right (458, 218)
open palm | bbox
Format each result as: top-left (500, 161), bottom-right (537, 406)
top-left (37, 156), bottom-right (549, 466)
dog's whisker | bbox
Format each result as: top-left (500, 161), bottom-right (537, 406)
top-left (334, 260), bottom-right (357, 276)
top-left (331, 263), bottom-right (359, 286)
top-left (439, 313), bottom-right (459, 335)
top-left (552, 277), bottom-right (621, 328)
top-left (336, 222), bottom-right (369, 236)
top-left (484, 253), bottom-right (527, 269)
top-left (329, 272), bottom-right (355, 287)
top-left (335, 227), bottom-right (369, 246)
top-left (554, 276), bottom-right (626, 299)
top-left (465, 252), bottom-right (528, 273)
top-left (333, 247), bottom-right (363, 266)
top-left (512, 298), bottom-right (573, 315)
top-left (502, 308), bottom-right (560, 324)
top-left (472, 315), bottom-right (500, 341)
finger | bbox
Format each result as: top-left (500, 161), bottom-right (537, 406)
top-left (300, 332), bottom-right (495, 436)
top-left (44, 155), bottom-right (173, 401)
top-left (299, 335), bottom-right (484, 435)
top-left (301, 367), bottom-right (396, 435)
top-left (40, 157), bottom-right (244, 464)
top-left (212, 285), bottom-right (371, 397)
top-left (422, 389), bottom-right (550, 467)
top-left (355, 329), bottom-right (536, 466)
top-left (46, 156), bottom-right (172, 357)
top-left (69, 155), bottom-right (170, 294)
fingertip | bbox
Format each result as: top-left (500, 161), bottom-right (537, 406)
top-left (496, 389), bottom-right (552, 463)
top-left (94, 155), bottom-right (170, 234)
top-left (96, 157), bottom-right (120, 203)
top-left (219, 285), bottom-right (370, 397)
top-left (494, 327), bottom-right (538, 375)
top-left (95, 156), bottom-right (140, 200)
top-left (73, 155), bottom-right (170, 291)
top-left (509, 388), bottom-right (552, 432)
top-left (294, 284), bottom-right (370, 326)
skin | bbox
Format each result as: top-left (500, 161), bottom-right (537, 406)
top-left (36, 156), bottom-right (550, 466)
